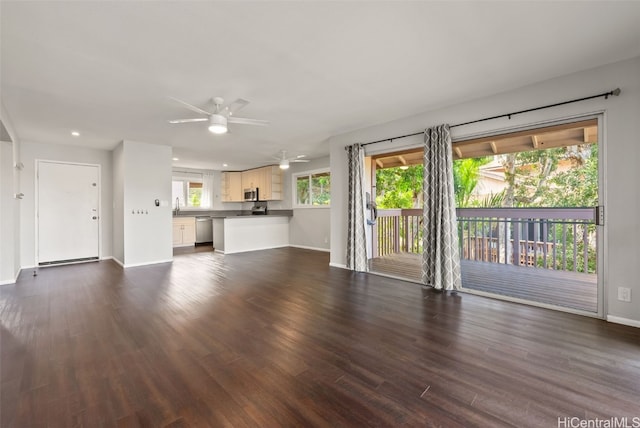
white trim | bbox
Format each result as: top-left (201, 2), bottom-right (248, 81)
top-left (224, 244), bottom-right (289, 255)
top-left (122, 259), bottom-right (173, 268)
top-left (596, 112), bottom-right (606, 318)
top-left (214, 249), bottom-right (225, 254)
top-left (35, 159), bottom-right (102, 265)
top-left (291, 167), bottom-right (331, 209)
top-left (111, 257), bottom-right (125, 268)
top-left (606, 316), bottom-right (640, 329)
top-left (329, 262), bottom-right (348, 269)
top-left (0, 268), bottom-right (21, 285)
top-left (289, 244), bottom-right (330, 253)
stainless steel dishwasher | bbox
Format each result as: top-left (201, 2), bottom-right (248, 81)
top-left (195, 217), bottom-right (213, 244)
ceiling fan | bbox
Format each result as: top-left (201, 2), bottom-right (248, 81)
top-left (168, 97), bottom-right (269, 134)
top-left (274, 150), bottom-right (310, 170)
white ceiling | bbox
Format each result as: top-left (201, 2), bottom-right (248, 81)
top-left (2, 1), bottom-right (640, 171)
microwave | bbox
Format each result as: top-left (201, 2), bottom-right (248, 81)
top-left (244, 188), bottom-right (258, 201)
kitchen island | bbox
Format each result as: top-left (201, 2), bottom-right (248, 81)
top-left (212, 214), bottom-right (290, 254)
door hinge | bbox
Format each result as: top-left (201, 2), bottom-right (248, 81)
top-left (596, 206), bottom-right (605, 226)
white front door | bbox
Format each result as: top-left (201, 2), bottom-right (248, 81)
top-left (37, 161), bottom-right (100, 265)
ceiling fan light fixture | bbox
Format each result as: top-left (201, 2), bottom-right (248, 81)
top-left (279, 159), bottom-right (290, 170)
top-left (208, 114), bottom-right (228, 134)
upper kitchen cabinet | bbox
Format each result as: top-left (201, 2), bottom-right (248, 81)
top-left (259, 165), bottom-right (282, 201)
top-left (241, 168), bottom-right (259, 190)
top-left (240, 166), bottom-right (282, 200)
top-left (221, 171), bottom-right (243, 202)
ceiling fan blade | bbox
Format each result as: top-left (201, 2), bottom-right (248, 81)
top-left (228, 98), bottom-right (250, 115)
top-left (291, 159), bottom-right (310, 163)
top-left (227, 117), bottom-right (270, 126)
top-left (169, 97), bottom-right (212, 116)
top-left (168, 118), bottom-right (209, 124)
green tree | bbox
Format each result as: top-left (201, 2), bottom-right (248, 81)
top-left (375, 166), bottom-right (423, 209)
top-left (453, 157), bottom-right (490, 207)
top-left (501, 143), bottom-right (597, 208)
top-left (540, 145), bottom-right (598, 207)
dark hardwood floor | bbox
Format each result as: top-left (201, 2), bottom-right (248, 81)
top-left (1, 247), bottom-right (639, 427)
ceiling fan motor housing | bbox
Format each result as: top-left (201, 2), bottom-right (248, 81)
top-left (208, 114), bottom-right (228, 134)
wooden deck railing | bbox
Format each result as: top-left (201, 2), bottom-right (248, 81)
top-left (373, 207), bottom-right (597, 274)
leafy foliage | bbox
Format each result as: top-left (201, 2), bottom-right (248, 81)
top-left (375, 166), bottom-right (423, 209)
top-left (501, 144), bottom-right (597, 207)
top-left (296, 172), bottom-right (330, 205)
top-left (375, 144), bottom-right (597, 209)
top-left (453, 157), bottom-right (491, 207)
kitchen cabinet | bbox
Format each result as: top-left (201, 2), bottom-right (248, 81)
top-left (221, 171), bottom-right (243, 202)
top-left (258, 165), bottom-right (283, 201)
top-left (241, 168), bottom-right (259, 190)
top-left (173, 217), bottom-right (196, 247)
top-left (241, 166), bottom-right (283, 200)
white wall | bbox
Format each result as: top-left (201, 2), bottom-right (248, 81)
top-left (289, 156), bottom-right (331, 251)
top-left (119, 140), bottom-right (173, 267)
top-left (19, 141), bottom-right (113, 267)
top-left (330, 56), bottom-right (640, 323)
top-left (0, 141), bottom-right (18, 284)
top-left (112, 143), bottom-right (124, 263)
top-left (0, 104), bottom-right (22, 284)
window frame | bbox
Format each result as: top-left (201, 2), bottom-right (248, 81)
top-left (172, 171), bottom-right (204, 209)
top-left (292, 168), bottom-right (331, 209)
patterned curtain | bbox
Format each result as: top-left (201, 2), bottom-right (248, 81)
top-left (422, 125), bottom-right (462, 290)
top-left (346, 143), bottom-right (369, 272)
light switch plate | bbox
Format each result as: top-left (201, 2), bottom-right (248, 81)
top-left (618, 287), bottom-right (631, 302)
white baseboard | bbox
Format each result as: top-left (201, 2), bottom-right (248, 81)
top-left (224, 244), bottom-right (289, 255)
top-left (329, 262), bottom-right (348, 270)
top-left (100, 256), bottom-right (113, 261)
top-left (123, 258), bottom-right (173, 268)
top-left (289, 245), bottom-right (330, 253)
top-left (0, 268), bottom-right (21, 285)
top-left (607, 315), bottom-right (640, 328)
top-left (111, 257), bottom-right (125, 268)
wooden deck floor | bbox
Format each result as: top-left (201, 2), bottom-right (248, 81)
top-left (370, 252), bottom-right (597, 312)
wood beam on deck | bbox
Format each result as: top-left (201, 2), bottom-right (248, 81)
top-left (490, 141), bottom-right (498, 154)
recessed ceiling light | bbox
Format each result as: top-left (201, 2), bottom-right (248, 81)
top-left (223, 163), bottom-right (228, 167)
top-left (71, 131), bottom-right (80, 137)
top-left (172, 157), bottom-right (179, 161)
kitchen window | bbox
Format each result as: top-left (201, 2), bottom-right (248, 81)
top-left (293, 169), bottom-right (330, 207)
top-left (172, 170), bottom-right (208, 208)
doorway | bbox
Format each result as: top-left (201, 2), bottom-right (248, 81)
top-left (37, 160), bottom-right (100, 265)
top-left (367, 117), bottom-right (603, 316)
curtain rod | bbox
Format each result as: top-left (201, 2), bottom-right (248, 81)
top-left (360, 88), bottom-right (621, 147)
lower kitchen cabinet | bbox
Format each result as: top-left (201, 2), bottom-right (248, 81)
top-left (173, 217), bottom-right (196, 247)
